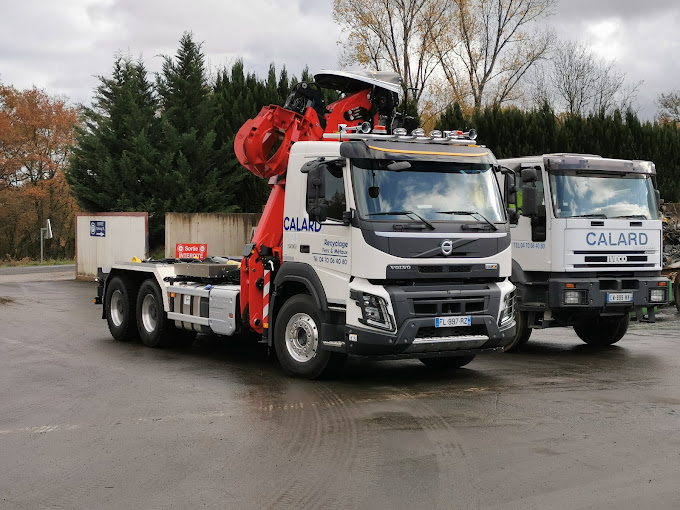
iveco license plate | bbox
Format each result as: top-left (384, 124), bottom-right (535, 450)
top-left (607, 292), bottom-right (633, 303)
top-left (435, 316), bottom-right (471, 327)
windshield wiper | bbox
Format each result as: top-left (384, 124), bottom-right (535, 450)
top-left (570, 214), bottom-right (608, 219)
top-left (612, 214), bottom-right (649, 219)
top-left (436, 210), bottom-right (498, 231)
top-left (367, 210), bottom-right (435, 230)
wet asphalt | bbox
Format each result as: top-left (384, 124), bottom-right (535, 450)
top-left (0, 275), bottom-right (679, 509)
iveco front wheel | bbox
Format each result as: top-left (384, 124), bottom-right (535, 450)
top-left (274, 294), bottom-right (340, 379)
top-left (574, 314), bottom-right (630, 346)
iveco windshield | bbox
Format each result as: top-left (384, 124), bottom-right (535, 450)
top-left (351, 159), bottom-right (505, 223)
top-left (549, 172), bottom-right (659, 220)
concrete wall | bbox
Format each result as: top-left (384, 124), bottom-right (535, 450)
top-left (76, 213), bottom-right (148, 280)
top-left (165, 213), bottom-right (261, 258)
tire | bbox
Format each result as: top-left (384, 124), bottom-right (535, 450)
top-left (136, 279), bottom-right (170, 348)
top-left (573, 314), bottom-right (630, 346)
top-left (105, 276), bottom-right (138, 341)
top-left (504, 310), bottom-right (532, 352)
top-left (274, 295), bottom-right (342, 379)
top-left (419, 355), bottom-right (476, 369)
top-left (674, 280), bottom-right (680, 312)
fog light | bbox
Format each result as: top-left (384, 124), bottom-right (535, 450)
top-left (564, 290), bottom-right (586, 305)
top-left (650, 289), bottom-right (666, 303)
top-left (499, 291), bottom-right (515, 327)
top-left (356, 292), bottom-right (394, 331)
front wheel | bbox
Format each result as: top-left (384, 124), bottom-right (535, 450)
top-left (274, 295), bottom-right (342, 379)
top-left (573, 314), bottom-right (630, 346)
top-left (419, 355), bottom-right (476, 369)
top-left (504, 310), bottom-right (532, 352)
top-left (136, 279), bottom-right (170, 348)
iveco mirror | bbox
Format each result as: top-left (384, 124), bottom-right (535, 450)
top-left (521, 167), bottom-right (538, 183)
top-left (520, 167), bottom-right (539, 217)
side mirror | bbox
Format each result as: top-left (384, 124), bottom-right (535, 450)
top-left (504, 174), bottom-right (517, 205)
top-left (656, 190), bottom-right (662, 210)
top-left (521, 184), bottom-right (538, 217)
top-left (521, 167), bottom-right (538, 183)
top-left (507, 208), bottom-right (519, 225)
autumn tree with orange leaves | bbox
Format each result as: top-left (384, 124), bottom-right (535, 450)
top-left (0, 84), bottom-right (79, 260)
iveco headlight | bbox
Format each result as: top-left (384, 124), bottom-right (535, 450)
top-left (649, 289), bottom-right (666, 303)
top-left (499, 291), bottom-right (515, 327)
top-left (563, 290), bottom-right (587, 305)
top-left (357, 292), bottom-right (394, 331)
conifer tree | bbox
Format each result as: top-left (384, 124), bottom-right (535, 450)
top-left (67, 55), bottom-right (162, 237)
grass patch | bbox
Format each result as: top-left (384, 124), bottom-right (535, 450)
top-left (0, 258), bottom-right (75, 268)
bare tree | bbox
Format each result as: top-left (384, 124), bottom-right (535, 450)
top-left (656, 91), bottom-right (680, 122)
top-left (434, 0), bottom-right (556, 111)
top-left (332, 0), bottom-right (450, 103)
top-left (549, 40), bottom-right (640, 115)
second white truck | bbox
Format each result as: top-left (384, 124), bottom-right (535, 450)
top-left (499, 153), bottom-right (670, 350)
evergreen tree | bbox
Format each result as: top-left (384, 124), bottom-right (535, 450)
top-left (155, 32), bottom-right (237, 219)
top-left (67, 55), bottom-right (162, 234)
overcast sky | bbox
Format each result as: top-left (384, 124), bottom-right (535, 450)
top-left (1, 0), bottom-right (678, 120)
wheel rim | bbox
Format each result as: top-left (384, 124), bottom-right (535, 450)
top-left (110, 289), bottom-right (124, 327)
top-left (285, 312), bottom-right (318, 363)
top-left (141, 294), bottom-right (158, 333)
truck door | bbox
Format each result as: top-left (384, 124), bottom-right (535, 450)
top-left (301, 160), bottom-right (352, 306)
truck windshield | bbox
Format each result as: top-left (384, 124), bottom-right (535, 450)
top-left (351, 160), bottom-right (505, 222)
top-left (549, 172), bottom-right (659, 219)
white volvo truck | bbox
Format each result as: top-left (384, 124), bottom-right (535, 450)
top-left (95, 70), bottom-right (517, 378)
top-left (499, 154), bottom-right (669, 350)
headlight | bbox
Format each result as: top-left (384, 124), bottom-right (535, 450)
top-left (649, 289), bottom-right (666, 303)
top-left (356, 292), bottom-right (394, 331)
top-left (563, 290), bottom-right (587, 305)
top-left (499, 291), bottom-right (515, 327)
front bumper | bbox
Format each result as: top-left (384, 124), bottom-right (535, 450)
top-left (547, 276), bottom-right (670, 311)
top-left (342, 314), bottom-right (515, 357)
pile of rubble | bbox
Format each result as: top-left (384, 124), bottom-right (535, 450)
top-left (663, 213), bottom-right (680, 268)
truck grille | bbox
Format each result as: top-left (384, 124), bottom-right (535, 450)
top-left (412, 297), bottom-right (486, 316)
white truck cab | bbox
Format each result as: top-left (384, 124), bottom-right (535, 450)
top-left (499, 154), bottom-right (670, 349)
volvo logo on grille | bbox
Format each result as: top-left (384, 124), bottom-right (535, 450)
top-left (441, 240), bottom-right (454, 256)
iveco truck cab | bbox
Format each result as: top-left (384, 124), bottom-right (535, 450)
top-left (499, 153), bottom-right (669, 350)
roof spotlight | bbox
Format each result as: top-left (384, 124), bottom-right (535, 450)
top-left (411, 128), bottom-right (425, 137)
top-left (394, 128), bottom-right (408, 136)
top-left (467, 128), bottom-right (477, 140)
top-left (429, 130), bottom-right (443, 138)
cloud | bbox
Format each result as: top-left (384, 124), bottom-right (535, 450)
top-left (1, 0), bottom-right (679, 120)
top-left (0, 0), bottom-right (340, 106)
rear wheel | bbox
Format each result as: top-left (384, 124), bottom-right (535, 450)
top-left (274, 295), bottom-right (344, 379)
top-left (573, 314), bottom-right (630, 346)
top-left (504, 310), bottom-right (532, 352)
top-left (105, 276), bottom-right (138, 341)
top-left (136, 279), bottom-right (170, 348)
top-left (419, 355), bottom-right (476, 369)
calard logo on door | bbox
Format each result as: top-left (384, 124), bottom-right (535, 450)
top-left (284, 216), bottom-right (322, 232)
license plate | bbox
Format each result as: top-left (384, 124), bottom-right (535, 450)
top-left (607, 292), bottom-right (633, 303)
top-left (435, 316), bottom-right (471, 327)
